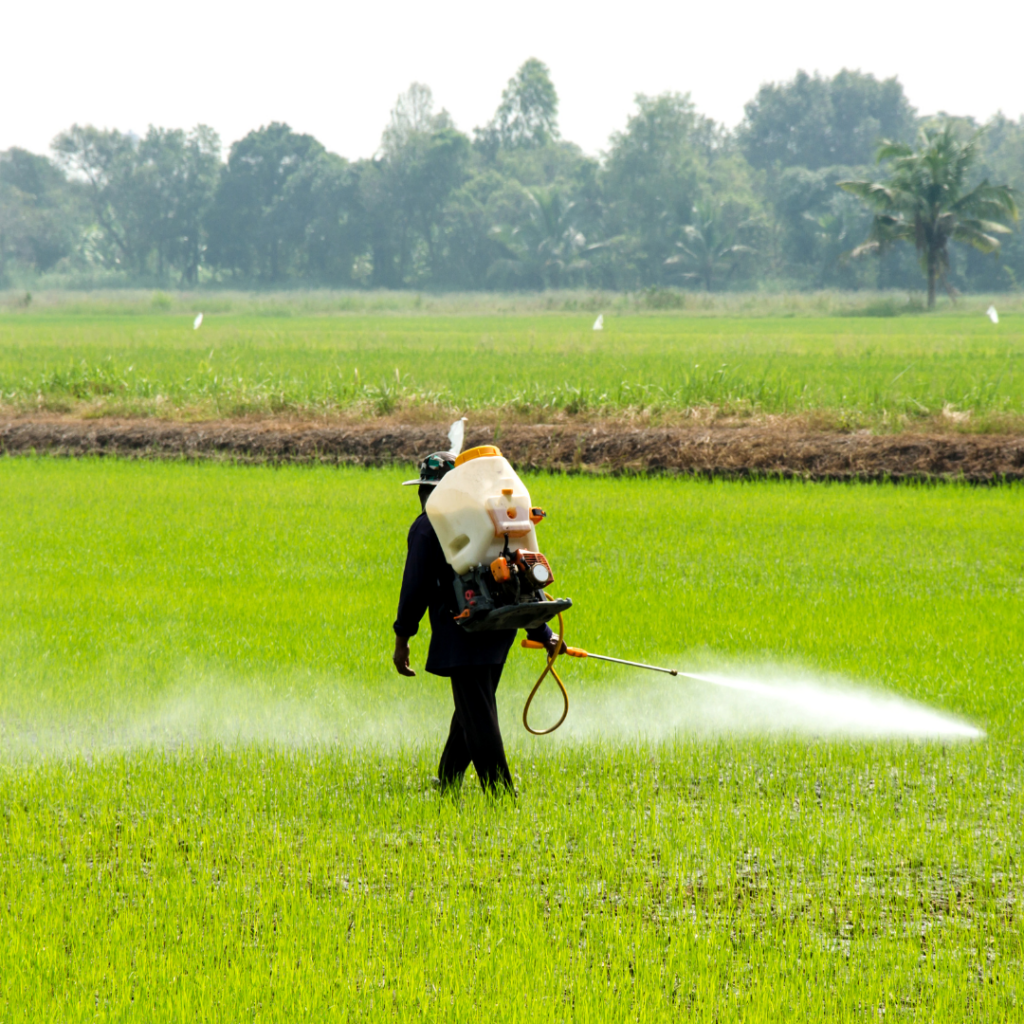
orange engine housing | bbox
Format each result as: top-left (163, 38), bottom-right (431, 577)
top-left (515, 550), bottom-right (554, 588)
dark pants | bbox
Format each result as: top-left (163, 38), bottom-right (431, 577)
top-left (438, 664), bottom-right (515, 794)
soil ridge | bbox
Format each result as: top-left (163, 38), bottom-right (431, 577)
top-left (3, 418), bottom-right (1024, 483)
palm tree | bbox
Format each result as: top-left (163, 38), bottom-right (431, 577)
top-left (840, 124), bottom-right (1018, 308)
top-left (802, 193), bottom-right (865, 288)
top-left (488, 186), bottom-right (609, 289)
top-left (664, 203), bottom-right (754, 291)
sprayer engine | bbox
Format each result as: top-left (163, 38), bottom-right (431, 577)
top-left (452, 536), bottom-right (572, 632)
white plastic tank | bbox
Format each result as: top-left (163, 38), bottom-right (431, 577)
top-left (426, 446), bottom-right (539, 575)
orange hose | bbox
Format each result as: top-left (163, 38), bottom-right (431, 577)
top-left (522, 609), bottom-right (569, 736)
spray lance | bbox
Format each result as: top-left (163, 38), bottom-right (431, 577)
top-left (519, 629), bottom-right (691, 735)
top-left (521, 637), bottom-right (680, 677)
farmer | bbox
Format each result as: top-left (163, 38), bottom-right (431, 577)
top-left (393, 451), bottom-right (557, 794)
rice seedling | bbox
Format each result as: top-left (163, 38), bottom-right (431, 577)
top-left (0, 459), bottom-right (1021, 1019)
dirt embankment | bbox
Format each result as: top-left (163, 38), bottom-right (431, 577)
top-left (3, 417), bottom-right (1024, 482)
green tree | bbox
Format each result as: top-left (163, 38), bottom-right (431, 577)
top-left (380, 83), bottom-right (448, 158)
top-left (603, 93), bottom-right (716, 283)
top-left (52, 125), bottom-right (149, 273)
top-left (361, 84), bottom-right (469, 287)
top-left (739, 70), bottom-right (916, 170)
top-left (51, 125), bottom-right (220, 282)
top-left (761, 166), bottom-right (874, 286)
top-left (399, 128), bottom-right (470, 276)
top-left (205, 123), bottom-right (324, 281)
top-left (840, 124), bottom-right (1019, 307)
top-left (279, 151), bottom-right (360, 284)
top-left (969, 114), bottom-right (1024, 290)
top-left (0, 149), bottom-right (83, 281)
top-left (477, 59), bottom-right (559, 155)
top-left (135, 126), bottom-right (220, 284)
top-left (429, 170), bottom-right (511, 289)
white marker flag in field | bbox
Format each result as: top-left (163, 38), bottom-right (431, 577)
top-left (448, 417), bottom-right (467, 456)
top-left (987, 306), bottom-right (999, 324)
top-left (593, 314), bottom-right (603, 331)
top-left (193, 313), bottom-right (204, 330)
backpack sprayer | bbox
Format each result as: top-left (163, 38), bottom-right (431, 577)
top-left (411, 423), bottom-right (683, 735)
top-left (422, 430), bottom-right (576, 734)
top-left (426, 428), bottom-right (687, 736)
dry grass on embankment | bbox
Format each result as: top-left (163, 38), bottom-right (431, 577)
top-left (4, 415), bottom-right (1024, 483)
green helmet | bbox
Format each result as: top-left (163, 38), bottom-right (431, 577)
top-left (402, 451), bottom-right (456, 486)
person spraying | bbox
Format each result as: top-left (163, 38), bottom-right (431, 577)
top-left (392, 432), bottom-right (566, 794)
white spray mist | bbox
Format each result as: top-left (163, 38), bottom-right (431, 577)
top-left (559, 661), bottom-right (983, 742)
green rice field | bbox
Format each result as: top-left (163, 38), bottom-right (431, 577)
top-left (1, 457), bottom-right (1022, 1019)
top-left (2, 308), bottom-right (1023, 428)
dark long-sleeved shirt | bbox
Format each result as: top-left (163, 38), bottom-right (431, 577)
top-left (393, 512), bottom-right (551, 676)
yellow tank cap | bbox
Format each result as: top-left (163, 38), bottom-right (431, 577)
top-left (455, 444), bottom-right (501, 467)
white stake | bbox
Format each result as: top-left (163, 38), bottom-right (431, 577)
top-left (448, 417), bottom-right (467, 455)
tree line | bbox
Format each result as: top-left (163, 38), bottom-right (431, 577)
top-left (1, 60), bottom-right (1021, 294)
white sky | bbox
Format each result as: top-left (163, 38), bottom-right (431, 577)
top-left (3, 0), bottom-right (1022, 162)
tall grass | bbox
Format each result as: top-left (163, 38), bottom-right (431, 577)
top-left (3, 286), bottom-right (1024, 318)
top-left (1, 311), bottom-right (1023, 428)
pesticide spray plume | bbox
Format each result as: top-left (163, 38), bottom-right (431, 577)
top-left (558, 660), bottom-right (983, 742)
top-left (0, 674), bottom-right (451, 762)
top-left (0, 662), bottom-right (982, 762)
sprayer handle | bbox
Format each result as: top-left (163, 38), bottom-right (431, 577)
top-left (521, 639), bottom-right (588, 658)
